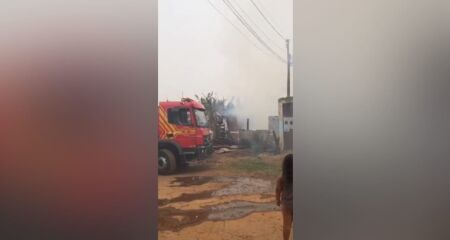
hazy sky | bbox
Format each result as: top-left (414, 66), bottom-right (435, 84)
top-left (159, 0), bottom-right (293, 129)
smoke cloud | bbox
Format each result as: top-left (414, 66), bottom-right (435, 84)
top-left (158, 0), bottom-right (293, 129)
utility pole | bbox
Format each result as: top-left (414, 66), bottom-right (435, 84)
top-left (286, 39), bottom-right (291, 97)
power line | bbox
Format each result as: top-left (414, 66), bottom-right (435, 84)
top-left (249, 0), bottom-right (286, 40)
top-left (206, 0), bottom-right (271, 57)
top-left (231, 0), bottom-right (284, 52)
top-left (221, 0), bottom-right (286, 63)
top-left (206, 0), bottom-right (286, 63)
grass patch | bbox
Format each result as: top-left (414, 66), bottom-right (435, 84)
top-left (226, 157), bottom-right (281, 177)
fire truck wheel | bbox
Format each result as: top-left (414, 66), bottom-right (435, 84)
top-left (158, 149), bottom-right (177, 175)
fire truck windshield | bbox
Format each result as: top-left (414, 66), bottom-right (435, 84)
top-left (194, 109), bottom-right (208, 128)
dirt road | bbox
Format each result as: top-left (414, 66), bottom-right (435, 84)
top-left (158, 150), bottom-right (290, 240)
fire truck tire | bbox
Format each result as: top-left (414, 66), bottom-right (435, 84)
top-left (158, 149), bottom-right (177, 175)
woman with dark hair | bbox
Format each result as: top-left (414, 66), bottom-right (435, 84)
top-left (276, 153), bottom-right (293, 240)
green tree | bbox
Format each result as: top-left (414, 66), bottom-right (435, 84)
top-left (195, 92), bottom-right (236, 142)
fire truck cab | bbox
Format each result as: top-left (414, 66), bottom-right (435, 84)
top-left (158, 98), bottom-right (213, 174)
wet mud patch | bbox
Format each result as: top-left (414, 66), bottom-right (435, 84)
top-left (160, 176), bottom-right (274, 206)
top-left (212, 177), bottom-right (273, 196)
top-left (158, 207), bottom-right (209, 232)
top-left (159, 190), bottom-right (214, 206)
top-left (208, 201), bottom-right (279, 221)
top-left (159, 201), bottom-right (279, 232)
top-left (170, 176), bottom-right (215, 187)
top-left (171, 176), bottom-right (275, 197)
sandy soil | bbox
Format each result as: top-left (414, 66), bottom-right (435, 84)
top-left (158, 150), bottom-right (291, 240)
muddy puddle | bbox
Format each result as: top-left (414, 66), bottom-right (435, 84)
top-left (159, 207), bottom-right (209, 232)
top-left (159, 190), bottom-right (214, 206)
top-left (212, 177), bottom-right (273, 196)
top-left (159, 201), bottom-right (279, 232)
top-left (160, 176), bottom-right (274, 206)
top-left (170, 176), bottom-right (215, 187)
top-left (159, 176), bottom-right (279, 232)
top-left (208, 201), bottom-right (279, 221)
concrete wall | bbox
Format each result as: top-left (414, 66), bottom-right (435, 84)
top-left (268, 116), bottom-right (280, 137)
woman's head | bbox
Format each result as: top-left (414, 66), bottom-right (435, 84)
top-left (282, 154), bottom-right (293, 184)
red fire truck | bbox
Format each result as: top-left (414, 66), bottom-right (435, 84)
top-left (158, 98), bottom-right (213, 174)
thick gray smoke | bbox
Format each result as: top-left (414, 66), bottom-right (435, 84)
top-left (158, 0), bottom-right (293, 129)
